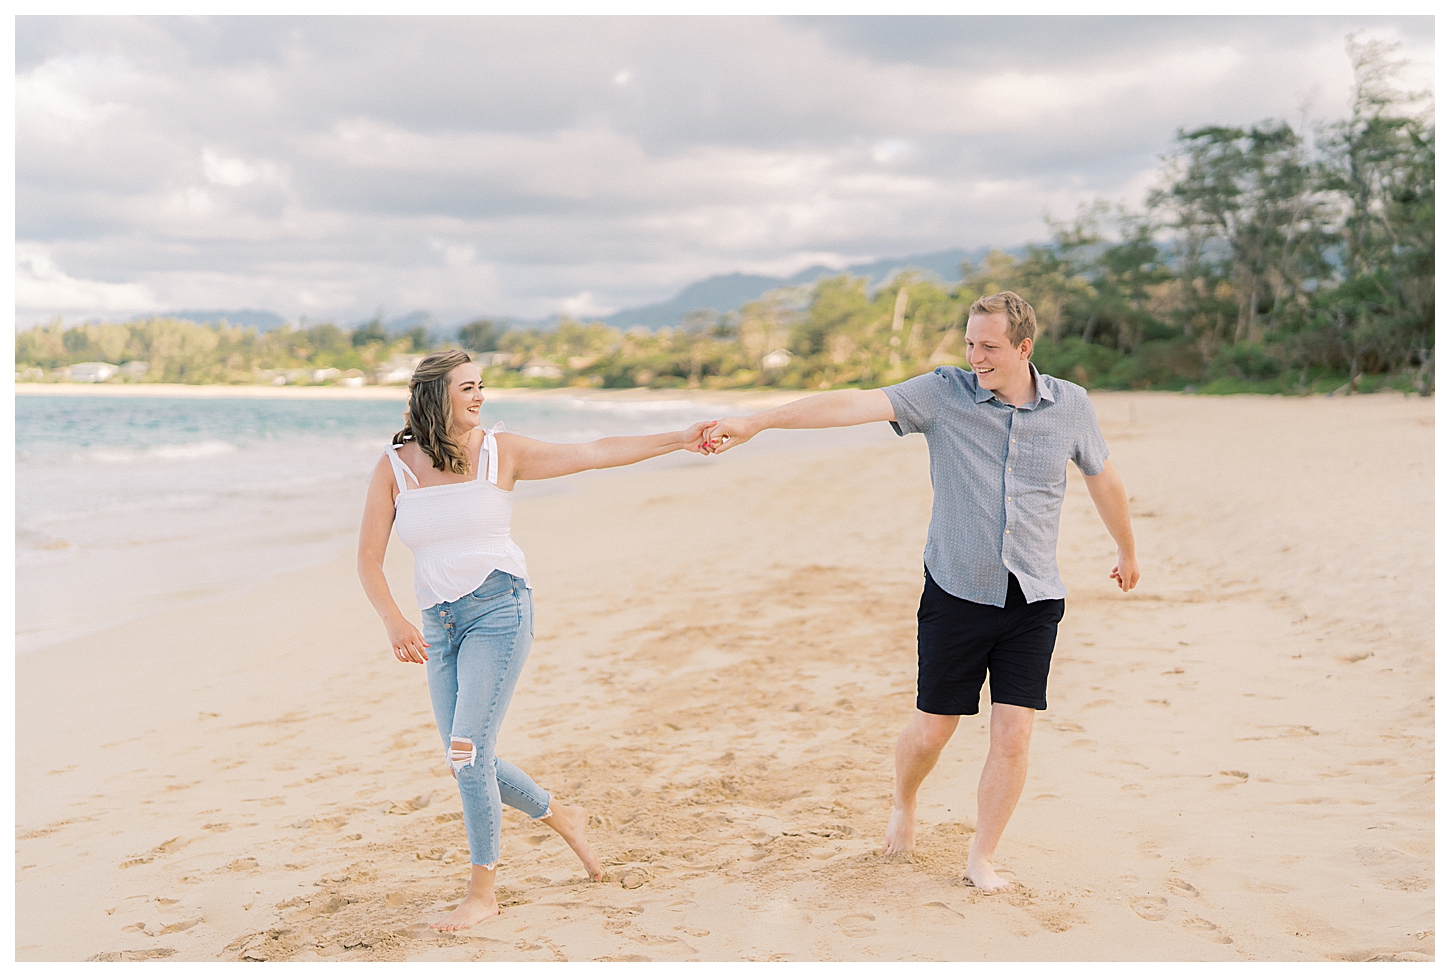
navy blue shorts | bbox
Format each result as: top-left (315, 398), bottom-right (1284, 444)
top-left (916, 567), bottom-right (1065, 716)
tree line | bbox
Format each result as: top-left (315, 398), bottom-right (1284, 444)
top-left (15, 316), bottom-right (430, 384)
top-left (18, 37), bottom-right (1431, 395)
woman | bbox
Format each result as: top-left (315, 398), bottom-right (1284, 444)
top-left (358, 349), bottom-right (712, 931)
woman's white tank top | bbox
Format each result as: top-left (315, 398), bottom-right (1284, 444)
top-left (384, 423), bottom-right (530, 610)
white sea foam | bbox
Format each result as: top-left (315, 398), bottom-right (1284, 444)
top-left (82, 440), bottom-right (239, 464)
top-left (558, 396), bottom-right (721, 414)
top-left (149, 440), bottom-right (239, 460)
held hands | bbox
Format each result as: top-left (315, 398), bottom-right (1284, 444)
top-left (387, 616), bottom-right (430, 664)
top-left (680, 420), bottom-right (719, 454)
top-left (696, 417), bottom-right (757, 455)
top-left (1110, 549), bottom-right (1141, 593)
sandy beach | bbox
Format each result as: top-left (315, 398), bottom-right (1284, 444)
top-left (14, 390), bottom-right (1434, 962)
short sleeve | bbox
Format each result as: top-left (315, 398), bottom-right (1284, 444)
top-left (885, 369), bottom-right (949, 436)
top-left (1071, 392), bottom-right (1110, 475)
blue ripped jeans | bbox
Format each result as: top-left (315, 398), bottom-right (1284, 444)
top-left (421, 570), bottom-right (551, 868)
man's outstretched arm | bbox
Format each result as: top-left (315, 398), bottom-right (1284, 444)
top-left (1082, 458), bottom-right (1140, 592)
top-left (703, 389), bottom-right (895, 453)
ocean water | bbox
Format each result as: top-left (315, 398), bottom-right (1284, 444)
top-left (14, 393), bottom-right (753, 654)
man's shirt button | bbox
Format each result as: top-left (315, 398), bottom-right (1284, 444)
top-left (1006, 467), bottom-right (1013, 473)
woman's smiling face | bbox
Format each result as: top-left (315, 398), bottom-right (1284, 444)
top-left (446, 362), bottom-right (484, 434)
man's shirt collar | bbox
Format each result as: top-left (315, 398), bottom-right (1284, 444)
top-left (967, 363), bottom-right (1054, 408)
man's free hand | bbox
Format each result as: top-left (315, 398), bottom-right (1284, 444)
top-left (1109, 549), bottom-right (1140, 592)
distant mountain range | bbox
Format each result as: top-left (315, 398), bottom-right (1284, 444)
top-left (150, 309), bottom-right (289, 330)
top-left (150, 246), bottom-right (1004, 336)
top-left (140, 308), bottom-right (434, 335)
top-left (597, 247), bottom-right (989, 330)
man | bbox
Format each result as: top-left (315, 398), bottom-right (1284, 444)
top-left (701, 290), bottom-right (1139, 892)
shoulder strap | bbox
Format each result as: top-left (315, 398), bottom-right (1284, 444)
top-left (482, 422), bottom-right (505, 486)
top-left (385, 445), bottom-right (421, 493)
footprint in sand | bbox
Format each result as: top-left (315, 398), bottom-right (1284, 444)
top-left (157, 917), bottom-right (201, 935)
top-left (89, 949), bottom-right (178, 961)
top-left (1166, 877), bottom-right (1200, 898)
top-left (1182, 916), bottom-right (1233, 944)
top-left (1129, 896), bottom-right (1168, 921)
top-left (120, 836), bottom-right (190, 869)
top-left (837, 913), bottom-right (876, 937)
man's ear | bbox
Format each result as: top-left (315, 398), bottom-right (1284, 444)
top-left (1019, 337), bottom-right (1034, 360)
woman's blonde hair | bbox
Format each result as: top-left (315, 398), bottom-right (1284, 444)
top-left (392, 349), bottom-right (475, 475)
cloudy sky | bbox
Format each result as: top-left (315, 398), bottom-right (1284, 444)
top-left (14, 15), bottom-right (1434, 328)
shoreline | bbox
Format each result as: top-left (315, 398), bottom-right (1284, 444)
top-left (13, 382), bottom-right (804, 407)
top-left (15, 381), bottom-right (1428, 405)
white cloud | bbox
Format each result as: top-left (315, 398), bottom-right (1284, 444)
top-left (15, 243), bottom-right (158, 316)
top-left (14, 55), bottom-right (132, 139)
top-left (166, 187), bottom-right (215, 218)
top-left (558, 291), bottom-right (613, 318)
top-left (202, 149), bottom-right (276, 187)
top-left (13, 15), bottom-right (1434, 326)
top-left (871, 139), bottom-right (912, 164)
top-left (431, 241), bottom-right (477, 268)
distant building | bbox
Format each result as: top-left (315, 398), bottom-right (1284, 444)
top-left (342, 369), bottom-right (367, 388)
top-left (375, 355), bottom-right (424, 385)
top-left (762, 349), bottom-right (792, 371)
top-left (68, 362), bottom-right (120, 383)
top-left (521, 357), bottom-right (563, 380)
top-left (119, 360), bottom-right (150, 379)
top-left (313, 367), bottom-right (343, 382)
top-left (475, 351), bottom-right (516, 369)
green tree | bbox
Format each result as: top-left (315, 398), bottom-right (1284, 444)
top-left (1314, 34), bottom-right (1435, 384)
top-left (458, 319), bottom-right (499, 351)
top-left (352, 318), bottom-right (387, 347)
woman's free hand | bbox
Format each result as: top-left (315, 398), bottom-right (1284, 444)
top-left (387, 617), bottom-right (430, 664)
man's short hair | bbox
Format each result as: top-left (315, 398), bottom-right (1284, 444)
top-left (968, 291), bottom-right (1037, 348)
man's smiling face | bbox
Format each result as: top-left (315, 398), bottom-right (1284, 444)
top-left (964, 311), bottom-right (1032, 393)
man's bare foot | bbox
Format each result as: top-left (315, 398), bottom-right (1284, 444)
top-left (544, 804), bottom-right (604, 881)
top-left (881, 804), bottom-right (916, 855)
top-left (429, 893), bottom-right (499, 931)
top-left (963, 857), bottom-right (1015, 893)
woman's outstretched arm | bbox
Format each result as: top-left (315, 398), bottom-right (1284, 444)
top-left (701, 389), bottom-right (895, 454)
top-left (498, 421), bottom-right (714, 485)
top-left (357, 455), bottom-right (430, 663)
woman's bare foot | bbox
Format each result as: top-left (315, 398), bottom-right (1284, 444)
top-left (881, 803), bottom-right (916, 855)
top-left (963, 856), bottom-right (1015, 894)
top-left (430, 892), bottom-right (499, 931)
top-left (543, 804), bottom-right (604, 881)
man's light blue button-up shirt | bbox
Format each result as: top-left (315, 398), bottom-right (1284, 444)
top-left (884, 364), bottom-right (1109, 607)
